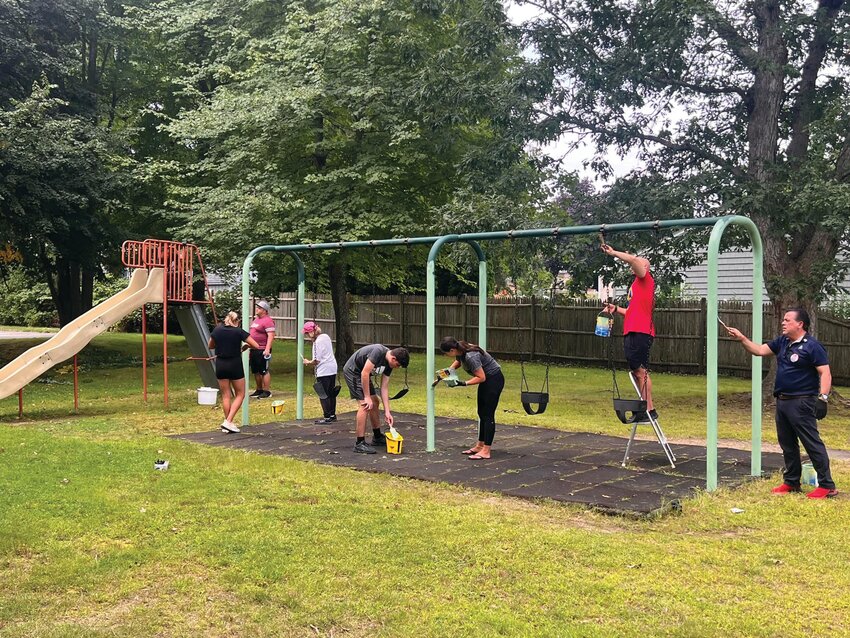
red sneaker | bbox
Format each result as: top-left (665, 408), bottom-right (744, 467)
top-left (771, 483), bottom-right (801, 494)
top-left (806, 487), bottom-right (838, 499)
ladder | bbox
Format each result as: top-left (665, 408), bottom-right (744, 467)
top-left (621, 371), bottom-right (676, 468)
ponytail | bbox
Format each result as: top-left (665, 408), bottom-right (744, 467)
top-left (440, 336), bottom-right (485, 355)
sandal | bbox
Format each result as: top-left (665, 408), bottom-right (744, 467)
top-left (461, 447), bottom-right (482, 455)
top-left (468, 453), bottom-right (490, 460)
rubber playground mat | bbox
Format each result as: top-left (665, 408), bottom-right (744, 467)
top-left (174, 412), bottom-right (784, 516)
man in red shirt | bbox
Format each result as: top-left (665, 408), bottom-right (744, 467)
top-left (602, 243), bottom-right (656, 423)
top-left (249, 300), bottom-right (276, 399)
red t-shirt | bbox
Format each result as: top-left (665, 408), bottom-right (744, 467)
top-left (623, 271), bottom-right (655, 337)
top-left (249, 315), bottom-right (275, 349)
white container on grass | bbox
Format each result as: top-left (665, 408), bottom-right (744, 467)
top-left (197, 387), bottom-right (219, 405)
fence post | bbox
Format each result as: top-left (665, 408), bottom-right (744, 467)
top-left (461, 293), bottom-right (468, 337)
top-left (399, 294), bottom-right (406, 347)
top-left (700, 297), bottom-right (708, 371)
top-left (530, 295), bottom-right (537, 361)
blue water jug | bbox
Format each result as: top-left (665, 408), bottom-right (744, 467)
top-left (595, 311), bottom-right (613, 337)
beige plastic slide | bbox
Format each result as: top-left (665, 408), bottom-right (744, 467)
top-left (0, 268), bottom-right (164, 401)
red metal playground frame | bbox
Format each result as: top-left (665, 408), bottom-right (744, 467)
top-left (12, 239), bottom-right (218, 418)
top-left (121, 239), bottom-right (218, 407)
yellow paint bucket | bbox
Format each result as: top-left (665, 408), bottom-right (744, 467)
top-left (271, 400), bottom-right (285, 416)
top-left (385, 427), bottom-right (404, 455)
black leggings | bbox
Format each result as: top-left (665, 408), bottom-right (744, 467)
top-left (316, 374), bottom-right (338, 418)
top-left (476, 371), bottom-right (505, 446)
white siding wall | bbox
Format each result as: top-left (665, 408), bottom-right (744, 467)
top-left (681, 250), bottom-right (850, 301)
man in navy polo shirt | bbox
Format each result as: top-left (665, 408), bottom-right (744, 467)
top-left (726, 308), bottom-right (837, 498)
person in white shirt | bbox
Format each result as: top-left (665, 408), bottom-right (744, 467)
top-left (302, 321), bottom-right (338, 424)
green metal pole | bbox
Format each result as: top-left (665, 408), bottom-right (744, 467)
top-left (294, 253), bottom-right (305, 420)
top-left (240, 248), bottom-right (263, 428)
top-left (706, 215), bottom-right (763, 490)
top-left (478, 254), bottom-right (488, 350)
top-left (241, 248), bottom-right (306, 426)
top-left (426, 236), bottom-right (459, 452)
top-left (706, 218), bottom-right (732, 491)
top-left (745, 222), bottom-right (764, 477)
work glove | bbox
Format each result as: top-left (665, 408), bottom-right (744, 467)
top-left (446, 379), bottom-right (466, 388)
top-left (815, 398), bottom-right (828, 420)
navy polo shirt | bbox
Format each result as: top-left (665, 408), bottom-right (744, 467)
top-left (767, 333), bottom-right (829, 397)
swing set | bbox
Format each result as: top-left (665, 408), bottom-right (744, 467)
top-left (240, 215), bottom-right (763, 491)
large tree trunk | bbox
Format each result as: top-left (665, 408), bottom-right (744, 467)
top-left (45, 258), bottom-right (97, 326)
top-left (328, 259), bottom-right (354, 365)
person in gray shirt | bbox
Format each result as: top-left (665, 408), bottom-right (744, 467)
top-left (438, 337), bottom-right (505, 460)
top-left (343, 344), bottom-right (410, 454)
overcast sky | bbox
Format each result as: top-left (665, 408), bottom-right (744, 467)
top-left (505, 1), bottom-right (643, 185)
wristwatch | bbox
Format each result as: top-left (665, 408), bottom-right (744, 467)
top-left (818, 393), bottom-right (829, 402)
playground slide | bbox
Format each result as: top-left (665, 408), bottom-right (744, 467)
top-left (173, 304), bottom-right (218, 388)
top-left (0, 268), bottom-right (164, 401)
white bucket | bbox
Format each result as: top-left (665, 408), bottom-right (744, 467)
top-left (197, 387), bottom-right (219, 405)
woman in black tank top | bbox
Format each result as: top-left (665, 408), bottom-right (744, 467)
top-left (209, 311), bottom-right (260, 434)
top-left (438, 336), bottom-right (505, 460)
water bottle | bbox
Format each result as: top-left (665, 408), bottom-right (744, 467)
top-left (595, 311), bottom-right (613, 337)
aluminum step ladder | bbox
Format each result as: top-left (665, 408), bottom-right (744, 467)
top-left (622, 371), bottom-right (676, 468)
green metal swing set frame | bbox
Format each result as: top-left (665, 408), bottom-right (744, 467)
top-left (240, 215), bottom-right (763, 491)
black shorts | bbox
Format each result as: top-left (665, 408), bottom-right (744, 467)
top-left (623, 332), bottom-right (653, 370)
top-left (249, 349), bottom-right (270, 375)
top-left (215, 356), bottom-right (245, 380)
top-left (344, 368), bottom-right (376, 401)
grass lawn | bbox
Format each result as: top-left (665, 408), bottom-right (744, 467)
top-left (1, 333), bottom-right (849, 637)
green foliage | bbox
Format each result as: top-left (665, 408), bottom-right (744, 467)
top-left (0, 267), bottom-right (56, 327)
top-left (152, 0), bottom-right (543, 288)
top-left (520, 0), bottom-right (850, 309)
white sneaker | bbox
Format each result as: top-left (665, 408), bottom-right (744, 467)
top-left (221, 420), bottom-right (240, 434)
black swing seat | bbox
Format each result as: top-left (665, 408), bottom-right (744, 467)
top-left (313, 381), bottom-right (342, 400)
top-left (389, 388), bottom-right (409, 400)
top-left (521, 391), bottom-right (549, 415)
top-left (613, 398), bottom-right (647, 424)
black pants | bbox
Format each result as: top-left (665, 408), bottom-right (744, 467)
top-left (775, 397), bottom-right (835, 489)
top-left (476, 371), bottom-right (505, 446)
top-left (316, 374), bottom-right (337, 418)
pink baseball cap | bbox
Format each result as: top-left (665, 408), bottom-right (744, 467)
top-left (301, 321), bottom-right (318, 334)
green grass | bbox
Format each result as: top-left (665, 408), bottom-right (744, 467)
top-left (1, 333), bottom-right (849, 637)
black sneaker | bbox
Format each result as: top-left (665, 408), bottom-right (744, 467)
top-left (649, 409), bottom-right (659, 421)
top-left (257, 390), bottom-right (272, 399)
top-left (249, 389), bottom-right (263, 398)
top-left (371, 431), bottom-right (387, 446)
top-left (354, 441), bottom-right (376, 454)
top-left (314, 416), bottom-right (337, 424)
top-left (633, 411), bottom-right (652, 424)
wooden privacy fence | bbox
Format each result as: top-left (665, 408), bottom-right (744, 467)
top-left (261, 294), bottom-right (850, 385)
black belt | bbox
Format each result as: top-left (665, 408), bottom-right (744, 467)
top-left (775, 394), bottom-right (816, 400)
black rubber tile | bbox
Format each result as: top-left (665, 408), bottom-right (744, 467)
top-left (173, 411), bottom-right (785, 516)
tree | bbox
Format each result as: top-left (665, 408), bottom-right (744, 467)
top-left (520, 0), bottom-right (850, 328)
top-left (155, 0), bottom-right (542, 360)
top-left (0, 0), bottom-right (170, 325)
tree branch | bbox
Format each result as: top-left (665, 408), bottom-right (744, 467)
top-left (694, 2), bottom-right (760, 71)
top-left (648, 73), bottom-right (747, 98)
top-left (542, 110), bottom-right (748, 179)
top-left (786, 0), bottom-right (845, 162)
top-left (519, 0), bottom-right (606, 65)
